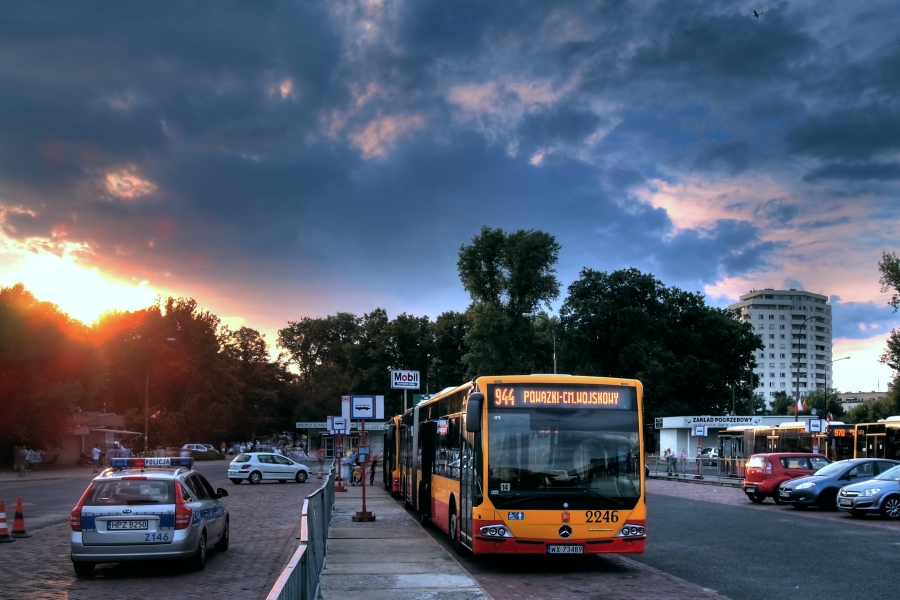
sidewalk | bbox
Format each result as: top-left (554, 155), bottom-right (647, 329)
top-left (320, 482), bottom-right (490, 599)
top-left (0, 465), bottom-right (96, 483)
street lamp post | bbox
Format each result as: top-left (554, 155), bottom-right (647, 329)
top-left (794, 316), bottom-right (817, 421)
top-left (145, 337), bottom-right (176, 452)
top-left (522, 312), bottom-right (556, 374)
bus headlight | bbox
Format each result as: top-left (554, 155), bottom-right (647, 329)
top-left (616, 524), bottom-right (645, 538)
top-left (479, 524), bottom-right (515, 538)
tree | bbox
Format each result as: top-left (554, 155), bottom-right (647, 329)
top-left (559, 268), bottom-right (763, 420)
top-left (457, 226), bottom-right (561, 375)
top-left (750, 392), bottom-right (769, 415)
top-left (879, 251), bottom-right (900, 377)
top-left (0, 284), bottom-right (100, 454)
top-left (798, 387), bottom-right (844, 419)
top-left (770, 391), bottom-right (793, 415)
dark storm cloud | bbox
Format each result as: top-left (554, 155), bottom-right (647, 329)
top-left (802, 162), bottom-right (900, 182)
top-left (831, 298), bottom-right (900, 340)
top-left (652, 219), bottom-right (783, 288)
top-left (1, 0), bottom-right (899, 325)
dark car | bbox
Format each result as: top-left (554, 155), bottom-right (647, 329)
top-left (837, 464), bottom-right (900, 519)
top-left (777, 458), bottom-right (900, 510)
top-left (742, 453), bottom-right (831, 503)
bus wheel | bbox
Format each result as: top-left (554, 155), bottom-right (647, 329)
top-left (450, 512), bottom-right (463, 555)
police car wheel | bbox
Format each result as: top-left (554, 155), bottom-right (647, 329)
top-left (215, 519), bottom-right (229, 552)
top-left (73, 561), bottom-right (95, 578)
top-left (248, 471), bottom-right (262, 485)
top-left (230, 478), bottom-right (242, 484)
top-left (295, 471), bottom-right (308, 483)
top-left (188, 532), bottom-right (207, 571)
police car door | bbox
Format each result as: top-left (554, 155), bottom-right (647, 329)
top-left (184, 474), bottom-right (221, 541)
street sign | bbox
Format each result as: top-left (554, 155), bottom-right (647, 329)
top-left (391, 370), bottom-right (420, 389)
top-left (805, 419), bottom-right (823, 433)
top-left (691, 425), bottom-right (707, 436)
top-left (350, 395), bottom-right (384, 420)
top-left (332, 417), bottom-right (349, 434)
top-left (413, 394), bottom-right (431, 405)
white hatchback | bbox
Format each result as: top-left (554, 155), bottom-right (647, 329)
top-left (228, 452), bottom-right (311, 484)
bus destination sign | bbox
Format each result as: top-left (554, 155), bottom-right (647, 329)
top-left (487, 384), bottom-right (634, 410)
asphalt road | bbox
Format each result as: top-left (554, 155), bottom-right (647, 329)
top-left (0, 461), bottom-right (229, 532)
top-left (411, 481), bottom-right (897, 600)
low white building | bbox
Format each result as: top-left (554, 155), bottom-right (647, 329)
top-left (655, 415), bottom-right (818, 455)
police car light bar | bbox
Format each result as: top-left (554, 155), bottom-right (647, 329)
top-left (109, 457), bottom-right (194, 469)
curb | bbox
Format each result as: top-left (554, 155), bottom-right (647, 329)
top-left (647, 474), bottom-right (743, 489)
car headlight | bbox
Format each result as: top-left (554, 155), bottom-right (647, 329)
top-left (862, 488), bottom-right (881, 497)
top-left (795, 482), bottom-right (816, 490)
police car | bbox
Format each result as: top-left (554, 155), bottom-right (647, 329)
top-left (70, 457), bottom-right (229, 577)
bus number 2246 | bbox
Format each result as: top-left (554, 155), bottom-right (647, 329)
top-left (585, 510), bottom-right (619, 523)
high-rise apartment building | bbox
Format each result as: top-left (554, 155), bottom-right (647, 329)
top-left (728, 289), bottom-right (833, 406)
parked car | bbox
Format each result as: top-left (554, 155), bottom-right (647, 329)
top-left (742, 453), bottom-right (831, 504)
top-left (777, 458), bottom-right (900, 510)
top-left (700, 448), bottom-right (719, 465)
top-left (837, 464), bottom-right (900, 519)
top-left (70, 457), bottom-right (229, 577)
top-left (228, 452), bottom-right (311, 484)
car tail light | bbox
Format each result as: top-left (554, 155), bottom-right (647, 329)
top-left (241, 464), bottom-right (251, 470)
top-left (765, 461), bottom-right (773, 475)
top-left (174, 482), bottom-right (193, 530)
top-left (70, 484), bottom-right (93, 532)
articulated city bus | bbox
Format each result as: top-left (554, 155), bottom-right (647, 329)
top-left (383, 414), bottom-right (402, 493)
top-left (396, 374), bottom-right (645, 555)
top-left (717, 421), bottom-right (855, 476)
top-left (855, 416), bottom-right (900, 459)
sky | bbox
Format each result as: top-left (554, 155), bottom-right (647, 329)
top-left (1, 1), bottom-right (899, 393)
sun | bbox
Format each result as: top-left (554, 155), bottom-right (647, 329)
top-left (0, 248), bottom-right (158, 323)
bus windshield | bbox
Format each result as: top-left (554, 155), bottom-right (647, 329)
top-left (487, 407), bottom-right (641, 510)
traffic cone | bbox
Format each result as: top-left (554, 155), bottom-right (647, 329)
top-left (11, 497), bottom-right (30, 538)
top-left (317, 467), bottom-right (323, 479)
top-left (0, 501), bottom-right (13, 543)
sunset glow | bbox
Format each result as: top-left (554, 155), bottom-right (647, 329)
top-left (0, 248), bottom-right (159, 324)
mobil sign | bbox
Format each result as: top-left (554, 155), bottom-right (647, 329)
top-left (391, 370), bottom-right (420, 389)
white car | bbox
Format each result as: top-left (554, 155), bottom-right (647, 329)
top-left (228, 452), bottom-right (311, 484)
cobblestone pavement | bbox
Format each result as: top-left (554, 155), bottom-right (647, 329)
top-left (0, 471), bottom-right (323, 600)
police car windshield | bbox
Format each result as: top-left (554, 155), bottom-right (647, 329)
top-left (87, 480), bottom-right (174, 505)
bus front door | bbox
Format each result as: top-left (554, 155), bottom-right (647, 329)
top-left (459, 431), bottom-right (475, 548)
top-left (419, 421), bottom-right (437, 520)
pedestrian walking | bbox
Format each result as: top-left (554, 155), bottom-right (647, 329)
top-left (679, 448), bottom-right (688, 473)
top-left (91, 443), bottom-right (101, 473)
top-left (14, 445), bottom-right (27, 477)
top-left (369, 455), bottom-right (377, 485)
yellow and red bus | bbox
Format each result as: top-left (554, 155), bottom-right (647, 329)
top-left (396, 374), bottom-right (645, 555)
top-left (383, 414), bottom-right (402, 493)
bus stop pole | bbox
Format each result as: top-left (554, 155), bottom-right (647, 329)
top-left (353, 419), bottom-right (375, 521)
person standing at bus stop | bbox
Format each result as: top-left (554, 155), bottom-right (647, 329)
top-left (369, 455), bottom-right (377, 485)
top-left (663, 447), bottom-right (675, 475)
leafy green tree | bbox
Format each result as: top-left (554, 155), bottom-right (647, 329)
top-left (879, 251), bottom-right (900, 377)
top-left (844, 385), bottom-right (899, 423)
top-left (559, 268), bottom-right (762, 420)
top-left (798, 387), bottom-right (845, 419)
top-left (0, 284), bottom-right (100, 454)
top-left (429, 311), bottom-right (469, 391)
top-left (750, 392), bottom-right (769, 415)
top-left (770, 391), bottom-right (793, 415)
top-left (457, 226), bottom-right (561, 375)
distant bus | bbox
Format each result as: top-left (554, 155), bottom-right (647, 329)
top-left (855, 416), bottom-right (900, 459)
top-left (717, 421), bottom-right (855, 475)
top-left (396, 374), bottom-right (645, 556)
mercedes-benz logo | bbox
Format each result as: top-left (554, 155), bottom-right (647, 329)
top-left (558, 525), bottom-right (572, 539)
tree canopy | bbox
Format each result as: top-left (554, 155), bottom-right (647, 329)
top-left (559, 268), bottom-right (763, 420)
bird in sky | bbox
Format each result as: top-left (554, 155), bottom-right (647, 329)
top-left (685, 29), bottom-right (693, 36)
top-left (669, 33), bottom-right (676, 41)
top-left (754, 10), bottom-right (764, 18)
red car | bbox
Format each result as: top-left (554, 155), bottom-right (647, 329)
top-left (742, 453), bottom-right (831, 503)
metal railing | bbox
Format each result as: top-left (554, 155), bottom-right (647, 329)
top-left (646, 454), bottom-right (747, 482)
top-left (266, 461), bottom-right (335, 600)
